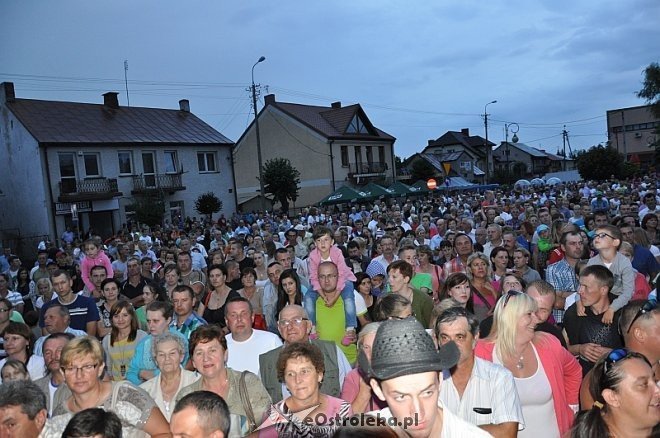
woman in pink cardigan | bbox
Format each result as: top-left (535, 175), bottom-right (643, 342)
top-left (474, 291), bottom-right (582, 437)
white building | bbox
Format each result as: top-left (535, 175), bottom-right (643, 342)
top-left (0, 82), bottom-right (235, 255)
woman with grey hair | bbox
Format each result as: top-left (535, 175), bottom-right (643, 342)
top-left (340, 322), bottom-right (387, 413)
top-left (466, 252), bottom-right (498, 322)
top-left (139, 332), bottom-right (199, 421)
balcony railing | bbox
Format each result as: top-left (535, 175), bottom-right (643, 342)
top-left (58, 178), bottom-right (121, 202)
top-left (131, 173), bottom-right (185, 194)
top-left (348, 161), bottom-right (388, 176)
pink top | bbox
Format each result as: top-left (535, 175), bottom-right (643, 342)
top-left (632, 271), bottom-right (652, 301)
top-left (307, 245), bottom-right (356, 292)
top-left (340, 368), bottom-right (388, 412)
top-left (258, 395), bottom-right (352, 438)
top-left (81, 252), bottom-right (114, 292)
top-left (474, 332), bottom-right (581, 435)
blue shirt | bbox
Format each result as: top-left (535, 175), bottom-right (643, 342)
top-left (125, 328), bottom-right (189, 385)
top-left (39, 295), bottom-right (100, 332)
top-left (632, 244), bottom-right (659, 277)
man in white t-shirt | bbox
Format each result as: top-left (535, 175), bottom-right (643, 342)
top-left (225, 297), bottom-right (282, 377)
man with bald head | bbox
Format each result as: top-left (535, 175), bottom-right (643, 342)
top-left (258, 304), bottom-right (351, 403)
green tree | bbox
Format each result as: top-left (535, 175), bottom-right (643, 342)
top-left (261, 157), bottom-right (300, 213)
top-left (636, 62), bottom-right (660, 161)
top-left (575, 145), bottom-right (626, 180)
top-left (410, 158), bottom-right (436, 182)
top-left (129, 196), bottom-right (166, 228)
top-left (194, 192), bottom-right (223, 222)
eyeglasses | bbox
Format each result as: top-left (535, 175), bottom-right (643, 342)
top-left (626, 299), bottom-right (657, 334)
top-left (593, 232), bottom-right (615, 240)
top-left (603, 348), bottom-right (637, 374)
top-left (502, 290), bottom-right (523, 308)
top-left (62, 363), bottom-right (99, 375)
top-left (278, 317), bottom-right (309, 327)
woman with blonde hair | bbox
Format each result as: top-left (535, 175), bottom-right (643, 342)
top-left (475, 291), bottom-right (582, 437)
top-left (42, 336), bottom-right (170, 438)
top-left (34, 277), bottom-right (55, 310)
top-left (466, 252), bottom-right (498, 322)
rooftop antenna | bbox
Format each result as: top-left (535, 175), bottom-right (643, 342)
top-left (124, 60), bottom-right (130, 107)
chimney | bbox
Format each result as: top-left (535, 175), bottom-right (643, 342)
top-left (331, 101), bottom-right (341, 109)
top-left (461, 128), bottom-right (469, 136)
top-left (264, 94), bottom-right (276, 106)
top-left (1, 82), bottom-right (15, 102)
top-left (179, 99), bottom-right (190, 112)
top-left (103, 92), bottom-right (119, 109)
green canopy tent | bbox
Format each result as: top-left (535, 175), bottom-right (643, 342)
top-left (409, 180), bottom-right (431, 195)
top-left (361, 182), bottom-right (395, 201)
top-left (318, 185), bottom-right (368, 206)
top-left (388, 181), bottom-right (413, 197)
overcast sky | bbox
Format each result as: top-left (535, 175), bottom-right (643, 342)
top-left (2, 1), bottom-right (658, 159)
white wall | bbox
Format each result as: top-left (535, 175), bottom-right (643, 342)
top-left (0, 103), bottom-right (53, 249)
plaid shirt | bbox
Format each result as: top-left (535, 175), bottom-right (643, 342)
top-left (545, 258), bottom-right (579, 324)
top-left (170, 312), bottom-right (207, 340)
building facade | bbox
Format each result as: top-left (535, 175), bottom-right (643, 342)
top-left (233, 94), bottom-right (396, 210)
top-left (0, 82), bottom-right (235, 255)
top-left (606, 104), bottom-right (658, 168)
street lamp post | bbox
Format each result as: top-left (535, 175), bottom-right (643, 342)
top-left (483, 100), bottom-right (497, 184)
top-left (504, 122), bottom-right (519, 179)
top-left (251, 56), bottom-right (266, 212)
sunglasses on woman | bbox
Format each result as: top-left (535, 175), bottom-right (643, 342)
top-left (603, 348), bottom-right (651, 374)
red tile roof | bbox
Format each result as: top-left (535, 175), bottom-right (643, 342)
top-left (7, 98), bottom-right (233, 145)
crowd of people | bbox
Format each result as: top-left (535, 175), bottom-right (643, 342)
top-left (0, 176), bottom-right (658, 437)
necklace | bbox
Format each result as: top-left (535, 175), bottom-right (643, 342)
top-left (515, 344), bottom-right (529, 370)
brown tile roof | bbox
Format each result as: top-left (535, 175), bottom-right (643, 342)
top-left (7, 98), bottom-right (233, 145)
top-left (272, 101), bottom-right (395, 141)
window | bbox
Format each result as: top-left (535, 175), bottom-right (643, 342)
top-left (346, 114), bottom-right (369, 134)
top-left (340, 146), bottom-right (349, 167)
top-left (83, 153), bottom-right (100, 177)
top-left (366, 146), bottom-right (373, 164)
top-left (197, 152), bottom-right (217, 173)
top-left (378, 146), bottom-right (385, 164)
top-left (355, 146), bottom-right (362, 165)
top-left (164, 151), bottom-right (178, 174)
top-left (59, 153), bottom-right (76, 193)
top-left (118, 151), bottom-right (133, 175)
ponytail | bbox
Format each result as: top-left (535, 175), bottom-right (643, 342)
top-left (570, 406), bottom-right (609, 438)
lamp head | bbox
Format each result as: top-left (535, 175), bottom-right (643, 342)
top-left (258, 56), bottom-right (266, 63)
top-left (512, 133), bottom-right (519, 143)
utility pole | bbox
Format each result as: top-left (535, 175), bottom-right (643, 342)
top-left (621, 111), bottom-right (628, 162)
top-left (562, 125), bottom-right (568, 171)
top-left (251, 56), bottom-right (266, 212)
top-left (483, 100), bottom-right (497, 184)
top-left (124, 60), bottom-right (130, 107)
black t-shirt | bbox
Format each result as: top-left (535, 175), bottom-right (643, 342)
top-left (563, 303), bottom-right (624, 375)
top-left (227, 278), bottom-right (243, 291)
top-left (121, 276), bottom-right (150, 300)
top-left (238, 257), bottom-right (255, 271)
